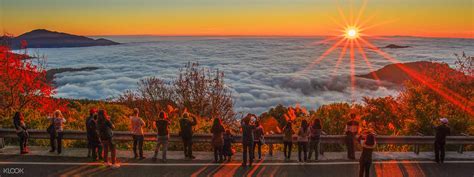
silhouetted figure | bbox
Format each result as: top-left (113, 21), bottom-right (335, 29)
top-left (309, 118), bottom-right (322, 161)
top-left (154, 111), bottom-right (170, 162)
top-left (282, 121), bottom-right (295, 161)
top-left (211, 118), bottom-right (225, 163)
top-left (359, 131), bottom-right (376, 177)
top-left (223, 129), bottom-right (235, 161)
top-left (48, 110), bottom-right (66, 154)
top-left (130, 108), bottom-right (146, 159)
top-left (253, 121), bottom-right (265, 160)
top-left (297, 119), bottom-right (310, 163)
top-left (179, 112), bottom-right (197, 160)
top-left (345, 113), bottom-right (359, 160)
top-left (98, 109), bottom-right (120, 168)
top-left (241, 114), bottom-right (256, 167)
top-left (86, 108), bottom-right (97, 158)
top-left (434, 118), bottom-right (451, 163)
top-left (13, 112), bottom-right (29, 154)
top-left (87, 113), bottom-right (102, 161)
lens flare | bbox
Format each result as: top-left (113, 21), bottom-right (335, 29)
top-left (298, 0), bottom-right (473, 116)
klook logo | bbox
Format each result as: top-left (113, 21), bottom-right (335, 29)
top-left (2, 168), bottom-right (24, 175)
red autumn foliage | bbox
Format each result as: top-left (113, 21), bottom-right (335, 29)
top-left (0, 44), bottom-right (67, 117)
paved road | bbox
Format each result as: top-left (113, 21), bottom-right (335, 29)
top-left (0, 155), bottom-right (473, 177)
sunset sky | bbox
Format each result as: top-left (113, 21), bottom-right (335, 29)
top-left (1, 0), bottom-right (473, 38)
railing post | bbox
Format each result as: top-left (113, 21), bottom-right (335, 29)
top-left (414, 132), bottom-right (423, 155)
top-left (0, 137), bottom-right (4, 149)
top-left (457, 133), bottom-right (468, 154)
top-left (269, 143), bottom-right (274, 156)
top-left (319, 143), bottom-right (324, 155)
top-left (320, 131), bottom-right (326, 155)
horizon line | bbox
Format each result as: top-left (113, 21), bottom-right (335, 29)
top-left (87, 34), bottom-right (474, 39)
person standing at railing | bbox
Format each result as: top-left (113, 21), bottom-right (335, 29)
top-left (358, 130), bottom-right (376, 177)
top-left (87, 113), bottom-right (102, 161)
top-left (241, 113), bottom-right (256, 167)
top-left (282, 121), bottom-right (295, 161)
top-left (345, 113), bottom-right (360, 160)
top-left (297, 119), bottom-right (310, 163)
top-left (253, 120), bottom-right (265, 161)
top-left (211, 117), bottom-right (225, 163)
top-left (13, 112), bottom-right (29, 154)
top-left (130, 108), bottom-right (146, 159)
top-left (153, 111), bottom-right (170, 162)
top-left (308, 118), bottom-right (322, 161)
top-left (223, 129), bottom-right (235, 162)
top-left (433, 118), bottom-right (451, 164)
top-left (98, 109), bottom-right (120, 168)
top-left (179, 112), bottom-right (197, 160)
top-left (48, 110), bottom-right (66, 154)
top-left (86, 108), bottom-right (97, 158)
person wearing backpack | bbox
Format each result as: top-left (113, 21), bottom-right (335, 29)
top-left (154, 111), bottom-right (170, 162)
top-left (48, 110), bottom-right (66, 154)
top-left (282, 121), bottom-right (295, 161)
top-left (253, 120), bottom-right (265, 160)
top-left (308, 118), bottom-right (322, 161)
top-left (179, 112), bottom-right (197, 160)
top-left (98, 109), bottom-right (120, 168)
top-left (130, 108), bottom-right (146, 159)
top-left (13, 112), bottom-right (29, 154)
top-left (359, 129), bottom-right (376, 177)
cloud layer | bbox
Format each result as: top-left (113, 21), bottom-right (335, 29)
top-left (35, 37), bottom-right (474, 113)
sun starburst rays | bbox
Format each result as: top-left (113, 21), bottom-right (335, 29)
top-left (298, 1), bottom-right (473, 115)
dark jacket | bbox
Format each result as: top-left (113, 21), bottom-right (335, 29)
top-left (211, 124), bottom-right (225, 146)
top-left (156, 119), bottom-right (170, 136)
top-left (87, 119), bottom-right (101, 145)
top-left (435, 124), bottom-right (451, 143)
top-left (241, 121), bottom-right (256, 145)
top-left (99, 119), bottom-right (114, 140)
top-left (309, 126), bottom-right (322, 141)
top-left (223, 133), bottom-right (235, 156)
top-left (13, 117), bottom-right (27, 132)
top-left (85, 116), bottom-right (93, 140)
top-left (253, 126), bottom-right (264, 142)
top-left (179, 117), bottom-right (197, 139)
top-left (359, 133), bottom-right (376, 163)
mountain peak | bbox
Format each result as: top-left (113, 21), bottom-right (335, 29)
top-left (8, 29), bottom-right (119, 49)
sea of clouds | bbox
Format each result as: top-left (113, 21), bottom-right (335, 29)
top-left (33, 37), bottom-right (474, 113)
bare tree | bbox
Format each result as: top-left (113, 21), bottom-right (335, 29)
top-left (174, 62), bottom-right (235, 122)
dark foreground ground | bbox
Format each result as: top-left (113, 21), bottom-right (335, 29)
top-left (0, 155), bottom-right (473, 177)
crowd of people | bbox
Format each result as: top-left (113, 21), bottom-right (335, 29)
top-left (12, 109), bottom-right (451, 175)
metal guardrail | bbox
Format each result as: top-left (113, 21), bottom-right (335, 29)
top-left (1, 129), bottom-right (473, 154)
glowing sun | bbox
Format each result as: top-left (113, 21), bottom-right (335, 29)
top-left (345, 27), bottom-right (359, 39)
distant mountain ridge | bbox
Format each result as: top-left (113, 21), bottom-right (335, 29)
top-left (1, 29), bottom-right (119, 49)
top-left (357, 61), bottom-right (463, 85)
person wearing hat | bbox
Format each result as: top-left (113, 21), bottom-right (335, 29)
top-left (433, 117), bottom-right (451, 163)
top-left (179, 112), bottom-right (197, 160)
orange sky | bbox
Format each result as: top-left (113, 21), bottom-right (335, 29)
top-left (1, 0), bottom-right (473, 38)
